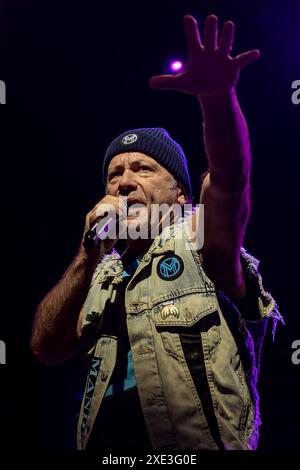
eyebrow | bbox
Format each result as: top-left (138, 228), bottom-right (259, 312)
top-left (108, 159), bottom-right (158, 173)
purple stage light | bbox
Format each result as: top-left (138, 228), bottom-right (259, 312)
top-left (170, 60), bottom-right (183, 72)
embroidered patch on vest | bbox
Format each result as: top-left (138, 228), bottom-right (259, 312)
top-left (157, 255), bottom-right (184, 281)
top-left (81, 356), bottom-right (102, 435)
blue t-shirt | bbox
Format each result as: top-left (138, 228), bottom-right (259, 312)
top-left (104, 258), bottom-right (139, 398)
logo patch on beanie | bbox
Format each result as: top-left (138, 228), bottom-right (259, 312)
top-left (121, 134), bottom-right (138, 145)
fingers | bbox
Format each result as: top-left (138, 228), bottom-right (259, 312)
top-left (233, 49), bottom-right (260, 68)
top-left (95, 202), bottom-right (116, 220)
top-left (82, 196), bottom-right (125, 254)
top-left (219, 21), bottom-right (235, 56)
top-left (95, 196), bottom-right (127, 220)
top-left (86, 196), bottom-right (119, 229)
top-left (203, 15), bottom-right (218, 51)
top-left (183, 15), bottom-right (202, 59)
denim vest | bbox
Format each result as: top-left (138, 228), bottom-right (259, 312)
top-left (77, 223), bottom-right (283, 450)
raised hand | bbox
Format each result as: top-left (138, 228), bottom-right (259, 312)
top-left (149, 15), bottom-right (260, 96)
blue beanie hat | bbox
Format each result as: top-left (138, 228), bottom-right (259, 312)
top-left (102, 127), bottom-right (192, 197)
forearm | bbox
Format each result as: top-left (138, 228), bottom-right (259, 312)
top-left (199, 88), bottom-right (251, 192)
top-left (31, 250), bottom-right (101, 364)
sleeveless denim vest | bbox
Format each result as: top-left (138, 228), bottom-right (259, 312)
top-left (77, 222), bottom-right (283, 450)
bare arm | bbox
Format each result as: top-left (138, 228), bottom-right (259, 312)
top-left (150, 15), bottom-right (259, 298)
top-left (31, 195), bottom-right (120, 364)
top-left (199, 89), bottom-right (251, 192)
top-left (30, 251), bottom-right (100, 364)
top-left (198, 90), bottom-right (251, 298)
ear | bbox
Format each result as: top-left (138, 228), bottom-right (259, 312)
top-left (176, 182), bottom-right (188, 205)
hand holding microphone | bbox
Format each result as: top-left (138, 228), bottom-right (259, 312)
top-left (81, 195), bottom-right (126, 254)
top-left (83, 215), bottom-right (115, 250)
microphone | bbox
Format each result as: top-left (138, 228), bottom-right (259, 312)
top-left (83, 215), bottom-right (115, 250)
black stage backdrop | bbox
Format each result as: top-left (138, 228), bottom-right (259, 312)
top-left (0, 0), bottom-right (299, 452)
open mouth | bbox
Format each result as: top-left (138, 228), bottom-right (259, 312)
top-left (126, 199), bottom-right (144, 208)
top-left (126, 201), bottom-right (147, 219)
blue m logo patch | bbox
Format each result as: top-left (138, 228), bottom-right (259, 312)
top-left (157, 255), bottom-right (184, 281)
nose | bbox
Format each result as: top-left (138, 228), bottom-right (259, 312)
top-left (117, 168), bottom-right (138, 195)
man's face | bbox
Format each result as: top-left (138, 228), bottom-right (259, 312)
top-left (106, 152), bottom-right (187, 235)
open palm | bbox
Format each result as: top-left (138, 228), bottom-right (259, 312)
top-left (149, 15), bottom-right (260, 96)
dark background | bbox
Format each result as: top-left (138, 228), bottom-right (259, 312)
top-left (0, 0), bottom-right (299, 450)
